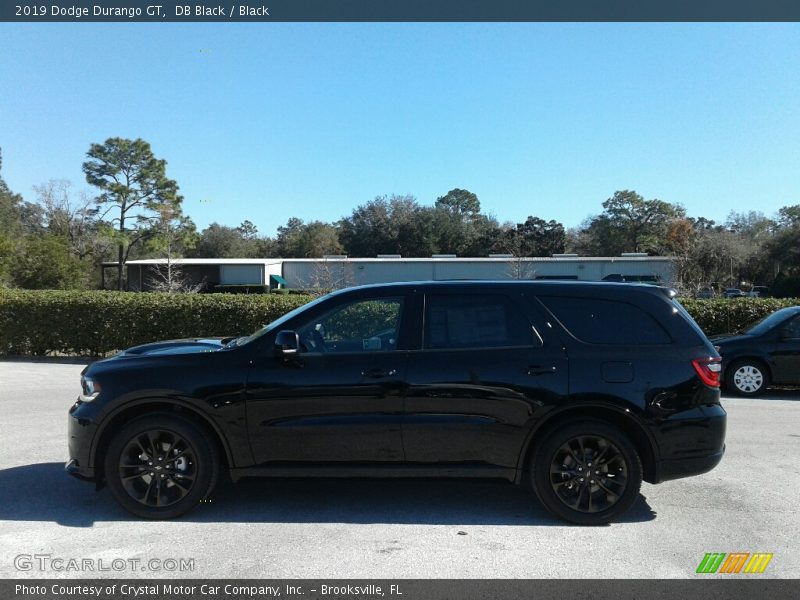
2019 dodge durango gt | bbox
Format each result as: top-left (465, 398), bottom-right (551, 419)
top-left (67, 281), bottom-right (726, 525)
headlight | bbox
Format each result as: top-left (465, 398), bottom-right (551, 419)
top-left (80, 376), bottom-right (101, 402)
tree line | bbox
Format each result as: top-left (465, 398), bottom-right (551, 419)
top-left (1, 138), bottom-right (799, 295)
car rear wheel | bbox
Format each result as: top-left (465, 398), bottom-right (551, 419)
top-left (104, 414), bottom-right (219, 519)
top-left (530, 420), bottom-right (642, 525)
top-left (725, 359), bottom-right (769, 397)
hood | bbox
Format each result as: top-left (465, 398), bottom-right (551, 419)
top-left (115, 337), bottom-right (231, 357)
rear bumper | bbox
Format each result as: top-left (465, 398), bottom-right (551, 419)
top-left (656, 446), bottom-right (725, 482)
top-left (650, 403), bottom-right (727, 483)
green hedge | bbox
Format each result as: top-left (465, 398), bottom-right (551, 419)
top-left (272, 288), bottom-right (332, 296)
top-left (678, 297), bottom-right (799, 336)
top-left (0, 290), bottom-right (312, 356)
top-left (0, 290), bottom-right (797, 357)
top-left (211, 284), bottom-right (271, 294)
top-left (209, 285), bottom-right (326, 295)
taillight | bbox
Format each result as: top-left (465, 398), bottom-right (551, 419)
top-left (692, 357), bottom-right (722, 387)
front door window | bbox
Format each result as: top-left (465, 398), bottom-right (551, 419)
top-left (297, 297), bottom-right (404, 353)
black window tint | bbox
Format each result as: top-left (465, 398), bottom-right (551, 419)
top-left (424, 294), bottom-right (534, 349)
top-left (297, 297), bottom-right (404, 353)
top-left (540, 296), bottom-right (671, 345)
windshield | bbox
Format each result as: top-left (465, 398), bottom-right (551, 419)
top-left (745, 309), bottom-right (797, 336)
top-left (233, 292), bottom-right (335, 347)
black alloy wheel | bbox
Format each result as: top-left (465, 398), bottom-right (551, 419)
top-left (118, 429), bottom-right (197, 507)
top-left (104, 414), bottom-right (219, 519)
top-left (548, 435), bottom-right (627, 513)
top-left (531, 420), bottom-right (642, 525)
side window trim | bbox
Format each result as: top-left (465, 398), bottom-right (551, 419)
top-left (520, 292), bottom-right (564, 348)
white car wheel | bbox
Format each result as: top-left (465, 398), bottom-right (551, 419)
top-left (732, 365), bottom-right (764, 394)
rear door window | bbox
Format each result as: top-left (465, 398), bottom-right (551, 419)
top-left (538, 296), bottom-right (672, 345)
top-left (424, 294), bottom-right (537, 349)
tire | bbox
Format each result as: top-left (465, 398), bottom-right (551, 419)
top-left (530, 420), bottom-right (643, 525)
top-left (725, 359), bottom-right (769, 397)
top-left (104, 413), bottom-right (220, 519)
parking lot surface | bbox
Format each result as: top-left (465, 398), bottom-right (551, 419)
top-left (1, 360), bottom-right (798, 579)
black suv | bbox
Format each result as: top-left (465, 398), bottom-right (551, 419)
top-left (67, 281), bottom-right (726, 525)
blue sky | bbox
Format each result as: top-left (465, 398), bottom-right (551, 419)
top-left (1, 23), bottom-right (798, 234)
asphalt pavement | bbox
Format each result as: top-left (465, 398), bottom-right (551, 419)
top-left (0, 360), bottom-right (798, 579)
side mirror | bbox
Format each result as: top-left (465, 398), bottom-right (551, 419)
top-left (274, 330), bottom-right (300, 356)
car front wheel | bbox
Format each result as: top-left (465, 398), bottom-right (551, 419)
top-left (725, 359), bottom-right (769, 397)
top-left (531, 420), bottom-right (643, 525)
top-left (103, 414), bottom-right (219, 519)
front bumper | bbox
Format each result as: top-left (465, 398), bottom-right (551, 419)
top-left (65, 458), bottom-right (95, 481)
top-left (67, 400), bottom-right (99, 483)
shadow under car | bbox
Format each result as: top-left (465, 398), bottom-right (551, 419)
top-left (0, 462), bottom-right (657, 527)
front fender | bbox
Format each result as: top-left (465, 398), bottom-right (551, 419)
top-left (85, 393), bottom-right (250, 473)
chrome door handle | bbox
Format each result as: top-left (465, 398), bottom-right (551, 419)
top-left (362, 368), bottom-right (398, 378)
top-left (527, 365), bottom-right (557, 376)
